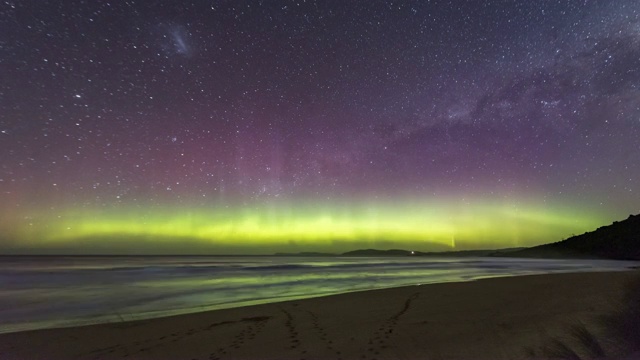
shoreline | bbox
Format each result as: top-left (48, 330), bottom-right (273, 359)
top-left (1, 270), bottom-right (638, 359)
top-left (2, 265), bottom-right (637, 336)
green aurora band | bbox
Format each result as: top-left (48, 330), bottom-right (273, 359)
top-left (4, 197), bottom-right (610, 254)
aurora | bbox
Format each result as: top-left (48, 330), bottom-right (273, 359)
top-left (4, 196), bottom-right (608, 254)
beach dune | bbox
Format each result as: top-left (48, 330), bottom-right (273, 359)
top-left (1, 271), bottom-right (637, 360)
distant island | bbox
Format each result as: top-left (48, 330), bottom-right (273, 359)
top-left (340, 248), bottom-right (524, 257)
top-left (274, 248), bottom-right (524, 257)
top-left (273, 252), bottom-right (337, 257)
top-left (275, 214), bottom-right (640, 261)
top-left (273, 247), bottom-right (525, 257)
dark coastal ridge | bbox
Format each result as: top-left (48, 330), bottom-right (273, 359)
top-left (503, 214), bottom-right (640, 260)
top-left (276, 214), bottom-right (640, 261)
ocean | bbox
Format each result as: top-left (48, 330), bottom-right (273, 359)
top-left (0, 255), bottom-right (637, 334)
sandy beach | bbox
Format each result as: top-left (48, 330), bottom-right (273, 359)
top-left (1, 270), bottom-right (637, 360)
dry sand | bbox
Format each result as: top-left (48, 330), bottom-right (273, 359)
top-left (1, 271), bottom-right (638, 360)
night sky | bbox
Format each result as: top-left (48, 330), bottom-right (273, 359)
top-left (1, 1), bottom-right (639, 254)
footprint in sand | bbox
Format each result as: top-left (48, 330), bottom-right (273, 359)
top-left (362, 293), bottom-right (419, 359)
top-left (305, 310), bottom-right (343, 359)
top-left (207, 316), bottom-right (271, 360)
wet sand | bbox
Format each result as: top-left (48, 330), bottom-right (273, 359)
top-left (1, 271), bottom-right (637, 360)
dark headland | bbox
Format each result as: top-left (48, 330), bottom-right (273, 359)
top-left (502, 214), bottom-right (640, 260)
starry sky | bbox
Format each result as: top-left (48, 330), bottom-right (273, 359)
top-left (1, 0), bottom-right (639, 254)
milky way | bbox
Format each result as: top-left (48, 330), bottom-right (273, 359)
top-left (1, 1), bottom-right (639, 254)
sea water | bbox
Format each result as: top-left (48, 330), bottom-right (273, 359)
top-left (0, 255), bottom-right (637, 333)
